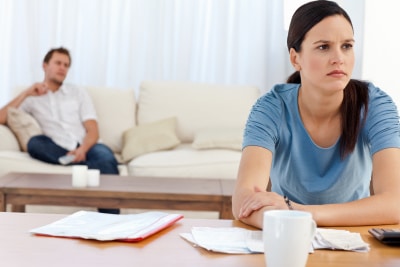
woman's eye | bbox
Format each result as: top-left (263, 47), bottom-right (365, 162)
top-left (318, 44), bottom-right (329, 50)
top-left (343, 43), bottom-right (353, 49)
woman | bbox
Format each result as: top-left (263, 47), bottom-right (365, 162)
top-left (232, 0), bottom-right (400, 228)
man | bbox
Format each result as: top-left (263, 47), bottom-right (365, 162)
top-left (0, 47), bottom-right (119, 214)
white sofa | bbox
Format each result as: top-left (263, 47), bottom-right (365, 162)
top-left (0, 81), bottom-right (260, 180)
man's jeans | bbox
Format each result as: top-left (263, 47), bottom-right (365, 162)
top-left (27, 135), bottom-right (120, 214)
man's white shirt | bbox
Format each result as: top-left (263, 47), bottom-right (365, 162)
top-left (19, 84), bottom-right (97, 151)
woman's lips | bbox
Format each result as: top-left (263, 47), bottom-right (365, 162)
top-left (327, 70), bottom-right (346, 77)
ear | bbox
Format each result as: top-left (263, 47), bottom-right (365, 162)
top-left (289, 48), bottom-right (301, 71)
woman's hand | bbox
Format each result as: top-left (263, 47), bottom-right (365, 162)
top-left (238, 186), bottom-right (289, 218)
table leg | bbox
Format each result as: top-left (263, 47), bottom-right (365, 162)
top-left (0, 192), bottom-right (5, 212)
top-left (220, 196), bottom-right (234, 219)
top-left (11, 205), bottom-right (26, 212)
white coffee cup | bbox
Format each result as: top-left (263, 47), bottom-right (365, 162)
top-left (263, 210), bottom-right (316, 267)
top-left (72, 165), bottom-right (88, 187)
top-left (87, 169), bottom-right (100, 187)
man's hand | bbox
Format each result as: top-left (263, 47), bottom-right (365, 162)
top-left (0, 82), bottom-right (50, 124)
top-left (27, 82), bottom-right (49, 96)
top-left (68, 147), bottom-right (87, 163)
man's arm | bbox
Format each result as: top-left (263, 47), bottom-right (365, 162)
top-left (0, 83), bottom-right (48, 124)
top-left (69, 119), bottom-right (99, 162)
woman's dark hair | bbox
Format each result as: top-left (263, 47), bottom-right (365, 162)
top-left (286, 0), bottom-right (369, 158)
top-left (43, 47), bottom-right (71, 66)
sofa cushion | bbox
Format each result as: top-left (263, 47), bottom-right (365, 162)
top-left (137, 81), bottom-right (260, 143)
top-left (0, 151), bottom-right (128, 177)
top-left (0, 125), bottom-right (20, 151)
top-left (121, 117), bottom-right (181, 162)
top-left (0, 151), bottom-right (73, 176)
top-left (192, 127), bottom-right (243, 151)
top-left (127, 144), bottom-right (240, 179)
top-left (86, 87), bottom-right (136, 153)
top-left (6, 108), bottom-right (43, 151)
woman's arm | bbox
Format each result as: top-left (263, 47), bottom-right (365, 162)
top-left (298, 148), bottom-right (400, 226)
top-left (233, 147), bottom-right (400, 228)
top-left (232, 146), bottom-right (288, 228)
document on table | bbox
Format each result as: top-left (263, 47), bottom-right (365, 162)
top-left (180, 227), bottom-right (370, 254)
top-left (181, 227), bottom-right (263, 254)
top-left (30, 210), bottom-right (183, 242)
top-left (313, 228), bottom-right (370, 251)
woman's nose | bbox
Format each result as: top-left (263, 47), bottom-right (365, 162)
top-left (330, 48), bottom-right (344, 65)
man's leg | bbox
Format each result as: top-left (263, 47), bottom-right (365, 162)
top-left (29, 138), bottom-right (120, 214)
top-left (27, 135), bottom-right (69, 164)
top-left (85, 143), bottom-right (119, 175)
top-left (85, 143), bottom-right (120, 214)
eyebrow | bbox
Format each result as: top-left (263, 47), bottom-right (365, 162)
top-left (313, 38), bottom-right (355, 44)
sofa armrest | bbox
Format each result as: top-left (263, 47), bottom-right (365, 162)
top-left (0, 124), bottom-right (20, 151)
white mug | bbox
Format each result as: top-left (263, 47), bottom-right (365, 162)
top-left (263, 210), bottom-right (316, 267)
top-left (72, 165), bottom-right (88, 187)
top-left (87, 169), bottom-right (100, 187)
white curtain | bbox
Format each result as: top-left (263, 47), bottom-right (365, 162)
top-left (0, 0), bottom-right (290, 106)
top-left (0, 0), bottom-right (364, 107)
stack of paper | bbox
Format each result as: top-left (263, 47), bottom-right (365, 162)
top-left (180, 227), bottom-right (370, 254)
top-left (181, 227), bottom-right (263, 254)
top-left (30, 210), bottom-right (183, 242)
top-left (313, 228), bottom-right (370, 252)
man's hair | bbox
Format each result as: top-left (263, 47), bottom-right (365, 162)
top-left (43, 47), bottom-right (71, 66)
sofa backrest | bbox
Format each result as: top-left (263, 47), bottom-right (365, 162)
top-left (86, 86), bottom-right (136, 153)
top-left (137, 81), bottom-right (260, 143)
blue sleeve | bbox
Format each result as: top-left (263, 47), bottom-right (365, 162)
top-left (364, 84), bottom-right (400, 155)
top-left (242, 87), bottom-right (283, 153)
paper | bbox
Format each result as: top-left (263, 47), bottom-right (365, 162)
top-left (313, 228), bottom-right (370, 252)
top-left (181, 227), bottom-right (262, 254)
top-left (30, 210), bottom-right (183, 242)
top-left (180, 227), bottom-right (369, 254)
top-left (180, 227), bottom-right (263, 254)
